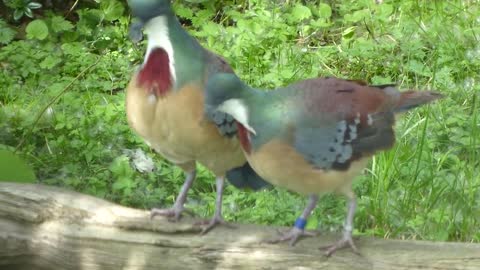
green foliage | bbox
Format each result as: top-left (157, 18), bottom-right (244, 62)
top-left (1, 0), bottom-right (479, 244)
top-left (0, 149), bottom-right (36, 183)
top-left (290, 4), bottom-right (312, 23)
top-left (26, 19), bottom-right (48, 40)
top-left (0, 19), bottom-right (17, 44)
top-left (100, 0), bottom-right (125, 22)
top-left (3, 0), bottom-right (42, 20)
top-left (50, 16), bottom-right (74, 33)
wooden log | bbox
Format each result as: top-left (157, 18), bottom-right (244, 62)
top-left (0, 182), bottom-right (478, 270)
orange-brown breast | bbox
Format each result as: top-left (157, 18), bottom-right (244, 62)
top-left (245, 138), bottom-right (369, 196)
top-left (126, 73), bottom-right (246, 175)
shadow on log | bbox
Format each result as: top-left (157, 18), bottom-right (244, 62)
top-left (0, 183), bottom-right (479, 270)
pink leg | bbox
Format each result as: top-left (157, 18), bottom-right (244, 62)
top-left (198, 176), bottom-right (234, 234)
top-left (322, 197), bottom-right (360, 256)
top-left (151, 170), bottom-right (196, 221)
top-left (266, 194), bottom-right (319, 246)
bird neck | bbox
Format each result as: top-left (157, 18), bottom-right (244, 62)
top-left (143, 15), bottom-right (205, 89)
top-left (231, 86), bottom-right (265, 122)
top-left (232, 87), bottom-right (266, 154)
top-left (143, 15), bottom-right (176, 82)
top-left (243, 87), bottom-right (267, 105)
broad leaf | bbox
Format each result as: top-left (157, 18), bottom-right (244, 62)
top-left (0, 20), bottom-right (16, 44)
top-left (318, 3), bottom-right (332, 19)
top-left (290, 4), bottom-right (312, 23)
top-left (50, 16), bottom-right (74, 33)
top-left (26, 19), bottom-right (49, 40)
top-left (100, 0), bottom-right (125, 21)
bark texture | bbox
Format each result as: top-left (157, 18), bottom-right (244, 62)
top-left (0, 182), bottom-right (479, 270)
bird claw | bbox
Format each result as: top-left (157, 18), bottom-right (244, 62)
top-left (150, 206), bottom-right (194, 222)
top-left (320, 234), bottom-right (360, 257)
top-left (264, 227), bottom-right (317, 246)
top-left (196, 216), bottom-right (235, 235)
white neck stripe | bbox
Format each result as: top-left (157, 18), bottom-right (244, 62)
top-left (144, 16), bottom-right (176, 83)
top-left (218, 99), bottom-right (256, 135)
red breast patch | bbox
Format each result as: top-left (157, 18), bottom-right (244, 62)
top-left (236, 121), bottom-right (252, 154)
top-left (137, 48), bottom-right (172, 97)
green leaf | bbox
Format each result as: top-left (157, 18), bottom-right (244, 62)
top-left (371, 75), bottom-right (392, 85)
top-left (100, 0), bottom-right (125, 21)
top-left (50, 16), bottom-right (74, 33)
top-left (109, 156), bottom-right (134, 178)
top-left (175, 4), bottom-right (194, 19)
top-left (290, 4), bottom-right (312, 23)
top-left (61, 42), bottom-right (84, 55)
top-left (376, 3), bottom-right (393, 18)
top-left (0, 149), bottom-right (36, 183)
top-left (61, 31), bottom-right (79, 42)
top-left (344, 9), bottom-right (369, 23)
top-left (27, 2), bottom-right (42, 9)
top-left (112, 176), bottom-right (134, 191)
top-left (77, 9), bottom-right (104, 36)
top-left (201, 22), bottom-right (220, 36)
top-left (407, 59), bottom-right (432, 76)
top-left (26, 19), bottom-right (49, 40)
top-left (311, 18), bottom-right (331, 28)
top-left (0, 20), bottom-right (17, 44)
top-left (342, 26), bottom-right (356, 39)
top-left (24, 8), bottom-right (33, 18)
top-left (318, 3), bottom-right (332, 19)
top-left (280, 68), bottom-right (294, 79)
top-left (13, 9), bottom-right (24, 21)
top-left (39, 55), bottom-right (62, 69)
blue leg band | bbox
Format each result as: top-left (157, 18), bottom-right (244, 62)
top-left (294, 217), bottom-right (307, 230)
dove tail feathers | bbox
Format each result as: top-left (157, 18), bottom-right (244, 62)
top-left (394, 90), bottom-right (443, 113)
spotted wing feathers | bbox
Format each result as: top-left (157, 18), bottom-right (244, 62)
top-left (293, 112), bottom-right (395, 171)
top-left (290, 78), bottom-right (440, 171)
top-left (206, 109), bottom-right (237, 137)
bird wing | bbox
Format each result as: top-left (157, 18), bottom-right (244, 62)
top-left (203, 50), bottom-right (238, 137)
top-left (289, 78), bottom-right (398, 171)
